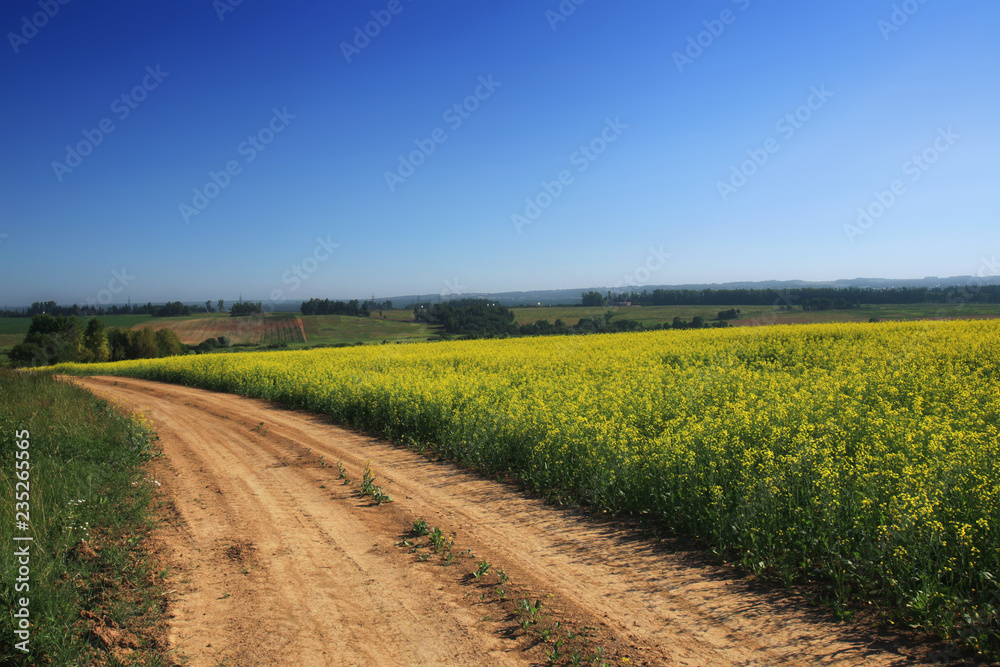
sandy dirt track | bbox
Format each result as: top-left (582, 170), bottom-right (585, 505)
top-left (70, 375), bottom-right (948, 667)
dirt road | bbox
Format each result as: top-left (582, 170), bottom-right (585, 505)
top-left (72, 376), bottom-right (942, 666)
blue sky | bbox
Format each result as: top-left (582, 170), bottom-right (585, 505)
top-left (1, 0), bottom-right (997, 306)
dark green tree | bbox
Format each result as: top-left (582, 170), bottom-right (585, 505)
top-left (8, 313), bottom-right (82, 366)
top-left (107, 328), bottom-right (132, 361)
top-left (155, 328), bottom-right (183, 357)
top-left (130, 328), bottom-right (159, 359)
top-left (82, 317), bottom-right (110, 362)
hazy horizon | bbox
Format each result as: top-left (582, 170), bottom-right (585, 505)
top-left (2, 1), bottom-right (998, 306)
top-left (8, 272), bottom-right (1000, 311)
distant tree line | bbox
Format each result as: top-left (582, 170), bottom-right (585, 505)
top-left (150, 301), bottom-right (192, 317)
top-left (229, 301), bottom-right (263, 317)
top-left (415, 300), bottom-right (730, 340)
top-left (12, 300), bottom-right (237, 318)
top-left (299, 298), bottom-right (389, 317)
top-left (7, 314), bottom-right (231, 368)
top-left (415, 300), bottom-right (518, 337)
top-left (596, 285), bottom-right (1000, 310)
top-left (13, 297), bottom-right (395, 320)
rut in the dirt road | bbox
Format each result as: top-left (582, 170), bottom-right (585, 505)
top-left (73, 375), bottom-right (942, 667)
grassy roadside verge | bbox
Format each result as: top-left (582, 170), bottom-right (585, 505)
top-left (0, 369), bottom-right (170, 666)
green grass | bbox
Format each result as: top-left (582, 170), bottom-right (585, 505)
top-left (511, 303), bottom-right (1000, 327)
top-left (297, 313), bottom-right (438, 346)
top-left (0, 319), bottom-right (31, 336)
top-left (376, 309), bottom-right (420, 323)
top-left (0, 333), bottom-right (22, 351)
top-left (0, 370), bottom-right (168, 666)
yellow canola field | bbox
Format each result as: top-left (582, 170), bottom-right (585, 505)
top-left (54, 320), bottom-right (1000, 650)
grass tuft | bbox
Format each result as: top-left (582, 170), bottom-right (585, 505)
top-left (0, 370), bottom-right (169, 666)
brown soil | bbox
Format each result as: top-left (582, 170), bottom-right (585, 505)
top-left (132, 315), bottom-right (305, 345)
top-left (70, 376), bottom-right (963, 667)
top-left (295, 315), bottom-right (308, 343)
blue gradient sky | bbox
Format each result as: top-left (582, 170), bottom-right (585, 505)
top-left (1, 1), bottom-right (998, 306)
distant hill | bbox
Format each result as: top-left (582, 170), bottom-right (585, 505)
top-left (383, 275), bottom-right (1000, 307)
top-left (8, 275), bottom-right (999, 312)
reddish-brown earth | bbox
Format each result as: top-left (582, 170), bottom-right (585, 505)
top-left (71, 376), bottom-right (961, 666)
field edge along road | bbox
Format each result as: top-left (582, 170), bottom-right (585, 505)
top-left (70, 375), bottom-right (957, 667)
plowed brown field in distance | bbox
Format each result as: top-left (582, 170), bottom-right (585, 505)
top-left (133, 314), bottom-right (306, 346)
